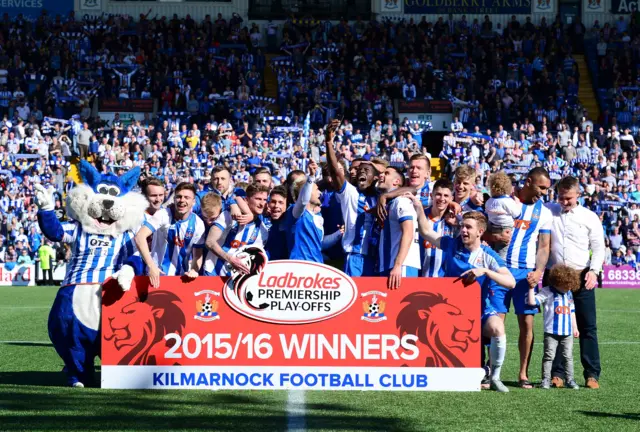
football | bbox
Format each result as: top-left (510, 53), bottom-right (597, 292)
top-left (202, 302), bottom-right (213, 313)
top-left (368, 303), bottom-right (379, 314)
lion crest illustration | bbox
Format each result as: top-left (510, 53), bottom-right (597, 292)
top-left (396, 292), bottom-right (478, 367)
top-left (225, 246), bottom-right (269, 310)
top-left (104, 290), bottom-right (185, 365)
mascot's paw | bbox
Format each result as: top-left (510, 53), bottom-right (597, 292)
top-left (115, 265), bottom-right (135, 292)
top-left (34, 183), bottom-right (56, 211)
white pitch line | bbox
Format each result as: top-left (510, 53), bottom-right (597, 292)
top-left (286, 389), bottom-right (306, 432)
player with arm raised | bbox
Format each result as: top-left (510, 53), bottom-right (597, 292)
top-left (283, 160), bottom-right (342, 263)
top-left (325, 118), bottom-right (378, 276)
top-left (413, 200), bottom-right (516, 392)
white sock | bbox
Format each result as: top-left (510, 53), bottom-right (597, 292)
top-left (490, 335), bottom-right (507, 381)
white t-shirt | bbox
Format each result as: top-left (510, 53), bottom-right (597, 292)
top-left (486, 196), bottom-right (522, 227)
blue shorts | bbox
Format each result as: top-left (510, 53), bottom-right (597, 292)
top-left (344, 253), bottom-right (376, 277)
top-left (481, 306), bottom-right (499, 327)
top-left (504, 268), bottom-right (539, 315)
top-left (487, 286), bottom-right (510, 314)
top-left (380, 266), bottom-right (420, 277)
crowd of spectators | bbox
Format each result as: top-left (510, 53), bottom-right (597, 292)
top-left (0, 10), bottom-right (638, 271)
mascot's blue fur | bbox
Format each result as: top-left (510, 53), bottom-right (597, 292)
top-left (35, 160), bottom-right (148, 387)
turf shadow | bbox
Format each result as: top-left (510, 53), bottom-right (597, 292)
top-left (0, 414), bottom-right (406, 431)
top-left (0, 372), bottom-right (67, 387)
top-left (0, 389), bottom-right (409, 431)
top-left (579, 411), bottom-right (640, 421)
top-left (0, 342), bottom-right (53, 347)
top-left (0, 367), bottom-right (103, 387)
top-left (502, 380), bottom-right (539, 388)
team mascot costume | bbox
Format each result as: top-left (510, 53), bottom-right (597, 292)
top-left (34, 160), bottom-right (148, 387)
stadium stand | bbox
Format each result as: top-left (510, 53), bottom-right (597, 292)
top-left (0, 11), bottom-right (636, 274)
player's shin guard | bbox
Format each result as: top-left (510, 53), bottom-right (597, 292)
top-left (490, 335), bottom-right (507, 381)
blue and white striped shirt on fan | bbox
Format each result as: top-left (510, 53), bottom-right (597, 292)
top-left (459, 107), bottom-right (470, 123)
top-left (0, 90), bottom-right (12, 107)
top-left (61, 222), bottom-right (136, 286)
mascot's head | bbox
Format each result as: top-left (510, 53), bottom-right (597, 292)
top-left (396, 292), bottom-right (478, 368)
top-left (67, 160), bottom-right (148, 236)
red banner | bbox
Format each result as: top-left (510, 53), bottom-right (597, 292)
top-left (99, 99), bottom-right (154, 113)
top-left (101, 259), bottom-right (483, 391)
top-left (397, 99), bottom-right (453, 113)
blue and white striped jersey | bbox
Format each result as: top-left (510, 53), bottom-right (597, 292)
top-left (378, 197), bottom-right (421, 273)
top-left (420, 210), bottom-right (455, 277)
top-left (535, 287), bottom-right (575, 336)
top-left (336, 181), bottom-right (377, 256)
top-left (203, 211), bottom-right (270, 276)
top-left (505, 200), bottom-right (552, 269)
top-left (61, 222), bottom-right (136, 286)
top-left (143, 208), bottom-right (205, 276)
top-left (416, 181), bottom-right (433, 208)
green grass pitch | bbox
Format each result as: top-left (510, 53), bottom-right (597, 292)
top-left (1, 286), bottom-right (639, 432)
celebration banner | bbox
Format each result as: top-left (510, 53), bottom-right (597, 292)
top-left (102, 257), bottom-right (483, 391)
top-left (602, 264), bottom-right (640, 289)
top-left (404, 0), bottom-right (531, 14)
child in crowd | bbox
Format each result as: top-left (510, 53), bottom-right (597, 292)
top-left (528, 264), bottom-right (581, 390)
top-left (485, 171), bottom-right (522, 258)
